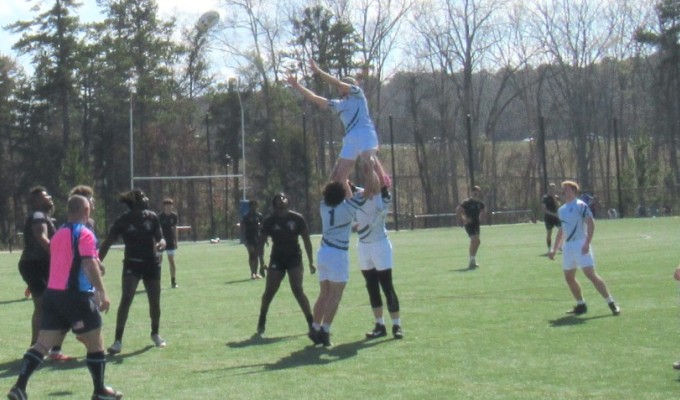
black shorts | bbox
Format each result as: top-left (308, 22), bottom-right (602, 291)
top-left (18, 260), bottom-right (50, 297)
top-left (464, 222), bottom-right (480, 237)
top-left (544, 215), bottom-right (561, 230)
top-left (41, 289), bottom-right (102, 334)
top-left (123, 259), bottom-right (161, 280)
top-left (268, 255), bottom-right (303, 272)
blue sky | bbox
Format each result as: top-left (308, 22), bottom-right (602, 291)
top-left (0, 0), bottom-right (222, 72)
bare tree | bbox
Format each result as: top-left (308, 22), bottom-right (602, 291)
top-left (525, 0), bottom-right (626, 190)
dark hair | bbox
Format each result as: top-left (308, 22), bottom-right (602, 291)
top-left (119, 189), bottom-right (146, 210)
top-left (323, 182), bottom-right (346, 207)
top-left (29, 186), bottom-right (48, 208)
top-left (271, 193), bottom-right (288, 207)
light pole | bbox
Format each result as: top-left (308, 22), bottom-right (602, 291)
top-left (128, 77), bottom-right (137, 190)
top-left (232, 78), bottom-right (246, 200)
top-left (206, 112), bottom-right (215, 236)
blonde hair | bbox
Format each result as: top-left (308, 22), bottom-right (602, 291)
top-left (561, 180), bottom-right (579, 192)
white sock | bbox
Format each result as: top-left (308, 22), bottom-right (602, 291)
top-left (606, 296), bottom-right (614, 303)
top-left (321, 323), bottom-right (331, 332)
top-left (577, 299), bottom-right (586, 305)
top-left (375, 317), bottom-right (385, 325)
top-left (392, 318), bottom-right (401, 326)
top-left (312, 322), bottom-right (321, 331)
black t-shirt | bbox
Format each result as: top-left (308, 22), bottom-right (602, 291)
top-left (241, 211), bottom-right (263, 241)
top-left (542, 194), bottom-right (560, 215)
top-left (20, 211), bottom-right (56, 262)
top-left (108, 210), bottom-right (162, 262)
top-left (260, 211), bottom-right (308, 260)
top-left (460, 198), bottom-right (485, 224)
top-left (159, 212), bottom-right (178, 246)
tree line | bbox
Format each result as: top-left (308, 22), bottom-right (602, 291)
top-left (0, 0), bottom-right (675, 245)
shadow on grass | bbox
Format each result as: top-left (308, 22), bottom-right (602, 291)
top-left (208, 337), bottom-right (391, 375)
top-left (0, 344), bottom-right (157, 378)
top-left (226, 333), bottom-right (301, 348)
top-left (0, 298), bottom-right (32, 306)
top-left (549, 314), bottom-right (610, 327)
top-left (224, 279), bottom-right (255, 285)
top-left (452, 266), bottom-right (478, 273)
top-left (106, 345), bottom-right (154, 364)
top-left (47, 390), bottom-right (75, 397)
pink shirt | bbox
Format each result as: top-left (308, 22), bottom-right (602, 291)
top-left (48, 225), bottom-right (98, 291)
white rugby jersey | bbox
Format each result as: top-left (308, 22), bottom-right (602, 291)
top-left (558, 198), bottom-right (593, 243)
top-left (327, 85), bottom-right (377, 137)
top-left (320, 192), bottom-right (366, 251)
top-left (355, 192), bottom-right (390, 244)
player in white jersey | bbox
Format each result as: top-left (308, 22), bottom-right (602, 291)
top-left (355, 185), bottom-right (403, 339)
top-left (286, 58), bottom-right (390, 197)
top-left (309, 177), bottom-right (378, 347)
top-left (548, 180), bottom-right (620, 316)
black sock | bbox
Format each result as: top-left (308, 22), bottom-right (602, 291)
top-left (16, 348), bottom-right (44, 391)
top-left (86, 351), bottom-right (107, 393)
top-left (171, 277), bottom-right (176, 285)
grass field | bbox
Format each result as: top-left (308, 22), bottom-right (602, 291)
top-left (0, 217), bottom-right (679, 399)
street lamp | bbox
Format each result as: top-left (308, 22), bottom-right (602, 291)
top-left (127, 77), bottom-right (137, 190)
top-left (205, 112), bottom-right (215, 236)
top-left (231, 78), bottom-right (246, 200)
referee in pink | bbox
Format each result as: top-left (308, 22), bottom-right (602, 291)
top-left (7, 195), bottom-right (122, 400)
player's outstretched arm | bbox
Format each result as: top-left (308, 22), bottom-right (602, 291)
top-left (286, 72), bottom-right (329, 110)
top-left (308, 58), bottom-right (352, 94)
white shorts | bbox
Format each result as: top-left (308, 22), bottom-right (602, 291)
top-left (339, 130), bottom-right (379, 160)
top-left (163, 249), bottom-right (176, 256)
top-left (317, 246), bottom-right (350, 283)
top-left (561, 241), bottom-right (595, 271)
top-left (357, 238), bottom-right (392, 271)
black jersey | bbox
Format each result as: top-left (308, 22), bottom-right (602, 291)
top-left (241, 211), bottom-right (263, 241)
top-left (260, 211), bottom-right (308, 260)
top-left (20, 211), bottom-right (56, 262)
top-left (108, 209), bottom-right (162, 262)
top-left (542, 194), bottom-right (560, 214)
top-left (460, 198), bottom-right (485, 224)
top-left (159, 212), bottom-right (178, 247)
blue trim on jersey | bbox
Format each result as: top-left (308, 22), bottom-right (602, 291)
top-left (345, 109), bottom-right (360, 135)
top-left (321, 237), bottom-right (348, 251)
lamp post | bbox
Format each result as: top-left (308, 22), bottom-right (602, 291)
top-left (232, 78), bottom-right (246, 200)
top-left (206, 112), bottom-right (215, 237)
top-left (128, 77), bottom-right (137, 190)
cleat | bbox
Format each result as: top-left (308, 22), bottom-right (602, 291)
top-left (318, 330), bottom-right (332, 347)
top-left (307, 329), bottom-right (321, 345)
top-left (171, 283), bottom-right (178, 289)
top-left (608, 302), bottom-right (620, 316)
top-left (259, 267), bottom-right (266, 278)
top-left (566, 303), bottom-right (587, 315)
top-left (91, 386), bottom-right (123, 400)
top-left (151, 334), bottom-right (166, 348)
top-left (673, 361), bottom-right (680, 370)
top-left (7, 386), bottom-right (27, 400)
top-left (365, 323), bottom-right (387, 339)
top-left (468, 260), bottom-right (479, 270)
top-left (107, 341), bottom-right (122, 355)
top-left (392, 325), bottom-right (404, 339)
top-left (47, 350), bottom-right (76, 362)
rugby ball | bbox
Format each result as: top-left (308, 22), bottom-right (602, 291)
top-left (197, 10), bottom-right (220, 32)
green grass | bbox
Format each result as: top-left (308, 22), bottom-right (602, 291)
top-left (0, 217), bottom-right (679, 399)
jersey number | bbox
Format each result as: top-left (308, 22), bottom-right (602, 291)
top-left (328, 209), bottom-right (335, 226)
